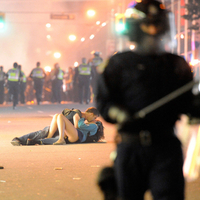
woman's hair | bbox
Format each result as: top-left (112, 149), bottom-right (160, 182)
top-left (95, 120), bottom-right (105, 140)
top-left (84, 120), bottom-right (104, 143)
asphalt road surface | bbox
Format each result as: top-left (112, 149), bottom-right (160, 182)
top-left (0, 102), bottom-right (200, 200)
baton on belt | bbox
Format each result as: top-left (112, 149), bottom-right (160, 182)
top-left (133, 80), bottom-right (196, 119)
top-left (132, 80), bottom-right (200, 182)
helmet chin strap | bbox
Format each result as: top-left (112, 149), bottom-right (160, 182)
top-left (136, 35), bottom-right (165, 54)
top-left (133, 23), bottom-right (165, 54)
top-left (140, 24), bottom-right (159, 35)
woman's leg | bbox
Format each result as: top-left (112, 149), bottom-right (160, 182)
top-left (46, 114), bottom-right (59, 138)
top-left (56, 114), bottom-right (79, 143)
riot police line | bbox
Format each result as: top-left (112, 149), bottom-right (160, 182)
top-left (0, 51), bottom-right (103, 107)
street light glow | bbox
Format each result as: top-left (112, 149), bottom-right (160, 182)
top-left (190, 59), bottom-right (200, 66)
top-left (44, 66), bottom-right (51, 72)
top-left (0, 22), bottom-right (4, 29)
top-left (87, 9), bottom-right (96, 17)
top-left (69, 34), bottom-right (76, 41)
top-left (54, 52), bottom-right (61, 58)
top-left (90, 34), bottom-right (95, 39)
top-left (81, 37), bottom-right (85, 42)
top-left (46, 35), bottom-right (51, 39)
top-left (46, 23), bottom-right (51, 28)
top-left (74, 61), bottom-right (79, 67)
top-left (130, 44), bottom-right (135, 50)
top-left (96, 21), bottom-right (101, 25)
top-left (101, 22), bottom-right (107, 27)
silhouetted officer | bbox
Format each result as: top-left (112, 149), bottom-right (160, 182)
top-left (96, 1), bottom-right (200, 199)
top-left (74, 58), bottom-right (92, 104)
top-left (7, 62), bottom-right (21, 109)
top-left (89, 51), bottom-right (103, 97)
top-left (29, 62), bottom-right (46, 105)
top-left (50, 63), bottom-right (64, 103)
top-left (18, 65), bottom-right (27, 104)
top-left (0, 66), bottom-right (6, 104)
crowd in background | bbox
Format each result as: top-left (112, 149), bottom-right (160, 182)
top-left (0, 51), bottom-right (103, 107)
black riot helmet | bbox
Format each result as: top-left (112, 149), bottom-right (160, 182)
top-left (94, 51), bottom-right (100, 56)
top-left (124, 0), bottom-right (175, 52)
top-left (13, 62), bottom-right (18, 68)
top-left (82, 57), bottom-right (87, 64)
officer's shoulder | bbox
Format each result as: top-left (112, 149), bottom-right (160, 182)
top-left (111, 50), bottom-right (136, 59)
top-left (162, 52), bottom-right (184, 60)
top-left (162, 53), bottom-right (189, 66)
top-left (97, 51), bottom-right (134, 74)
top-left (97, 60), bottom-right (109, 74)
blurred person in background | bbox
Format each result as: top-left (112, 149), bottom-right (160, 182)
top-left (43, 70), bottom-right (52, 102)
top-left (29, 62), bottom-right (46, 105)
top-left (88, 51), bottom-right (103, 99)
top-left (0, 66), bottom-right (6, 104)
top-left (64, 66), bottom-right (74, 102)
top-left (25, 77), bottom-right (35, 104)
top-left (74, 58), bottom-right (92, 104)
top-left (18, 65), bottom-right (27, 104)
top-left (6, 62), bottom-right (22, 109)
top-left (50, 63), bottom-right (64, 104)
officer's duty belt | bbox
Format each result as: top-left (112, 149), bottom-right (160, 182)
top-left (121, 131), bottom-right (152, 146)
top-left (121, 128), bottom-right (174, 146)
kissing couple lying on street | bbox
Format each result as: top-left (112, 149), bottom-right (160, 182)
top-left (11, 107), bottom-right (105, 146)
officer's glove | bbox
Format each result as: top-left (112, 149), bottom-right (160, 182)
top-left (108, 106), bottom-right (129, 124)
top-left (97, 166), bottom-right (117, 200)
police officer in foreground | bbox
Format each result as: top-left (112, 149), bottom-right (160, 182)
top-left (7, 62), bottom-right (21, 109)
top-left (29, 62), bottom-right (46, 105)
top-left (0, 66), bottom-right (6, 104)
top-left (96, 0), bottom-right (200, 199)
top-left (74, 57), bottom-right (92, 104)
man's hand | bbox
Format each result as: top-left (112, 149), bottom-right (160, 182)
top-left (108, 106), bottom-right (129, 124)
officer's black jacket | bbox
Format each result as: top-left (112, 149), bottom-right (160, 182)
top-left (96, 51), bottom-right (200, 134)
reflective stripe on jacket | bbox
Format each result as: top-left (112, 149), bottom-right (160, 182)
top-left (57, 68), bottom-right (64, 80)
top-left (31, 68), bottom-right (44, 78)
top-left (78, 64), bottom-right (91, 75)
top-left (92, 57), bottom-right (103, 67)
top-left (7, 68), bottom-right (20, 82)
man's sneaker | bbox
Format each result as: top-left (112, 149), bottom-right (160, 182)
top-left (11, 138), bottom-right (21, 146)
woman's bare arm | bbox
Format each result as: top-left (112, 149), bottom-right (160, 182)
top-left (73, 113), bottom-right (81, 128)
